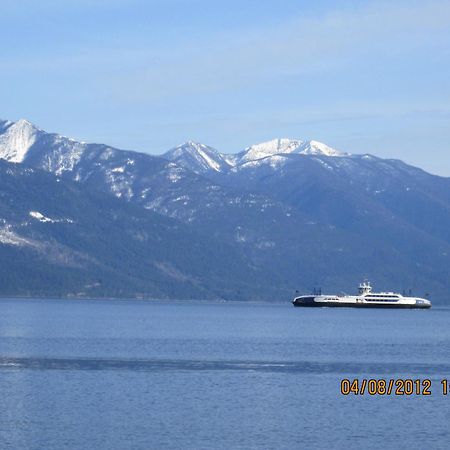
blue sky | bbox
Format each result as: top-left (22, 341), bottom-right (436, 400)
top-left (1, 0), bottom-right (449, 175)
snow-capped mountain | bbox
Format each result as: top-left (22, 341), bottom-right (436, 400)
top-left (1, 117), bottom-right (450, 302)
top-left (163, 141), bottom-right (231, 174)
top-left (162, 138), bottom-right (348, 174)
top-left (0, 119), bottom-right (346, 177)
top-left (0, 118), bottom-right (89, 174)
top-left (0, 118), bottom-right (208, 211)
top-left (0, 118), bottom-right (292, 231)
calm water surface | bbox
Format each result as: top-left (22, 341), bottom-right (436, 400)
top-left (0, 298), bottom-right (449, 449)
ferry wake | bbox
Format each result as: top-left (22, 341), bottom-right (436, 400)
top-left (293, 281), bottom-right (431, 309)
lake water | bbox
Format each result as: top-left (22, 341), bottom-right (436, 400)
top-left (0, 298), bottom-right (449, 450)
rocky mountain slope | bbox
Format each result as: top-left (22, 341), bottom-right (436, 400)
top-left (0, 159), bottom-right (273, 299)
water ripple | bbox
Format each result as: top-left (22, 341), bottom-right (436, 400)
top-left (1, 357), bottom-right (449, 375)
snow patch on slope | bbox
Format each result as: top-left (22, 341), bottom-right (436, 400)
top-left (29, 211), bottom-right (74, 224)
top-left (0, 227), bottom-right (34, 246)
top-left (30, 211), bottom-right (55, 223)
top-left (43, 136), bottom-right (87, 175)
top-left (196, 146), bottom-right (221, 171)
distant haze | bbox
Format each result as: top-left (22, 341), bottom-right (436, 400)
top-left (1, 0), bottom-right (449, 176)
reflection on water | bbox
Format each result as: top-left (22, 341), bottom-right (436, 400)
top-left (2, 356), bottom-right (450, 375)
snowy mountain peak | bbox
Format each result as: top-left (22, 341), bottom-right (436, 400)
top-left (239, 139), bottom-right (304, 163)
top-left (236, 138), bottom-right (347, 165)
top-left (185, 140), bottom-right (204, 147)
top-left (0, 118), bottom-right (43, 163)
top-left (163, 141), bottom-right (231, 174)
top-left (15, 118), bottom-right (38, 129)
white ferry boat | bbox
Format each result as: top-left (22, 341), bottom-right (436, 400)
top-left (293, 281), bottom-right (431, 309)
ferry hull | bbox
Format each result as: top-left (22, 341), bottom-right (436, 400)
top-left (292, 300), bottom-right (430, 309)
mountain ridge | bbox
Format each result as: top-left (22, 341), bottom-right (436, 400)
top-left (0, 118), bottom-right (352, 175)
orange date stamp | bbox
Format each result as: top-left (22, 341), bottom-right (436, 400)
top-left (341, 379), bottom-right (449, 396)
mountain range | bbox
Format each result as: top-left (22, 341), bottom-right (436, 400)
top-left (1, 118), bottom-right (449, 302)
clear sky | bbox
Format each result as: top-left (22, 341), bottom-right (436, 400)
top-left (1, 0), bottom-right (449, 175)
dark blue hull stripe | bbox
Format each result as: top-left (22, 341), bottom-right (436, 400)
top-left (292, 301), bottom-right (430, 309)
